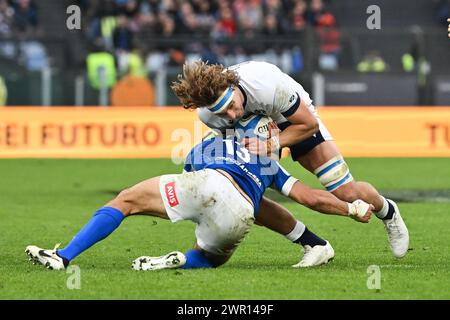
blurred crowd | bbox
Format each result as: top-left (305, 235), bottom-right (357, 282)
top-left (0, 0), bottom-right (48, 72)
top-left (80, 0), bottom-right (337, 40)
top-left (77, 0), bottom-right (340, 75)
top-left (0, 0), bottom-right (39, 37)
top-left (433, 0), bottom-right (450, 26)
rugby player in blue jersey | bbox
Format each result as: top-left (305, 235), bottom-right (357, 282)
top-left (26, 132), bottom-right (373, 271)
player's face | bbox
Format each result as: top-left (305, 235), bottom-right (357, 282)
top-left (216, 89), bottom-right (245, 121)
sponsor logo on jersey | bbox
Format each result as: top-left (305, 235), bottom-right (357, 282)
top-left (257, 123), bottom-right (269, 135)
top-left (254, 109), bottom-right (268, 116)
top-left (164, 182), bottom-right (179, 207)
top-left (288, 93), bottom-right (299, 108)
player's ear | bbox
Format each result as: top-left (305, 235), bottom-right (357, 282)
top-left (185, 103), bottom-right (199, 110)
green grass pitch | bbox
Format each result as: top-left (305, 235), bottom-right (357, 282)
top-left (0, 158), bottom-right (449, 299)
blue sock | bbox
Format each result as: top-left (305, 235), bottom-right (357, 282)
top-left (181, 249), bottom-right (214, 269)
top-left (57, 207), bottom-right (125, 262)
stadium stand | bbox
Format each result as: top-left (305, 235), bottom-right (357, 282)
top-left (0, 0), bottom-right (449, 105)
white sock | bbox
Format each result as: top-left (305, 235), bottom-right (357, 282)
top-left (375, 196), bottom-right (389, 219)
top-left (285, 220), bottom-right (306, 242)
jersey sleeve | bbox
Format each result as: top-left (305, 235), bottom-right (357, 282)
top-left (276, 90), bottom-right (301, 118)
top-left (272, 162), bottom-right (298, 196)
top-left (246, 62), bottom-right (301, 117)
top-left (272, 68), bottom-right (301, 118)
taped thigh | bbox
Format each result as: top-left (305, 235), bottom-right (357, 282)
top-left (314, 156), bottom-right (353, 191)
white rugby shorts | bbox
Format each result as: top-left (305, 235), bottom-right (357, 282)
top-left (159, 169), bottom-right (255, 256)
top-left (309, 104), bottom-right (333, 142)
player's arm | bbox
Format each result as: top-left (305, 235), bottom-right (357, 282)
top-left (182, 145), bottom-right (197, 173)
top-left (279, 99), bottom-right (319, 148)
top-left (272, 162), bottom-right (373, 222)
top-left (244, 95), bottom-right (319, 156)
top-left (288, 181), bottom-right (373, 223)
top-left (183, 158), bottom-right (193, 173)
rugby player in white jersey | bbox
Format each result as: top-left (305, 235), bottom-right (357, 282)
top-left (171, 60), bottom-right (409, 258)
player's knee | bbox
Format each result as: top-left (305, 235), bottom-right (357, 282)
top-left (333, 181), bottom-right (362, 202)
top-left (212, 259), bottom-right (227, 268)
top-left (206, 254), bottom-right (231, 268)
top-left (109, 188), bottom-right (138, 215)
top-left (116, 187), bottom-right (133, 203)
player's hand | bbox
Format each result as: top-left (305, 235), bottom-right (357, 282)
top-left (243, 121), bottom-right (280, 157)
top-left (267, 120), bottom-right (280, 136)
top-left (348, 200), bottom-right (374, 223)
top-left (243, 137), bottom-right (269, 156)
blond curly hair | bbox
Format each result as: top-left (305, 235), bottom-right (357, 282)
top-left (171, 61), bottom-right (240, 109)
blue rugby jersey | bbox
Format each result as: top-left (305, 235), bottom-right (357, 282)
top-left (183, 137), bottom-right (297, 216)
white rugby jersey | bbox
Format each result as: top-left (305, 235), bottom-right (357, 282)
top-left (197, 61), bottom-right (314, 131)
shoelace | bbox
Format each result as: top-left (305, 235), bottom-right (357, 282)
top-left (386, 218), bottom-right (401, 233)
top-left (303, 247), bottom-right (313, 260)
top-left (385, 212), bottom-right (402, 231)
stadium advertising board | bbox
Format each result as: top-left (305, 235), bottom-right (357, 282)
top-left (319, 107), bottom-right (450, 157)
top-left (0, 107), bottom-right (449, 158)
